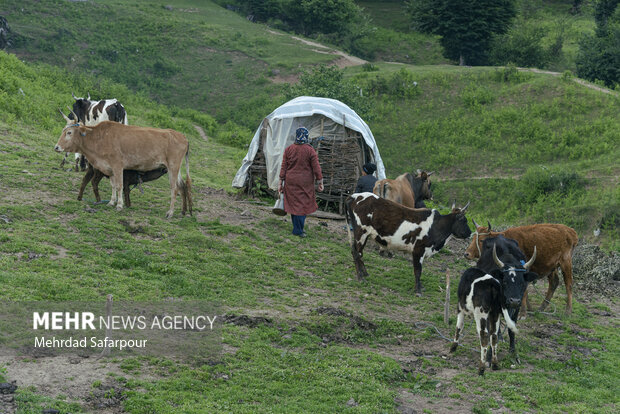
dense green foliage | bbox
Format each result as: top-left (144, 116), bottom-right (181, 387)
top-left (407, 0), bottom-right (517, 65)
top-left (284, 64), bottom-right (371, 118)
top-left (576, 0), bottom-right (620, 87)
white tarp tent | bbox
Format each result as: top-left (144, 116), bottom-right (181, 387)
top-left (232, 96), bottom-right (386, 190)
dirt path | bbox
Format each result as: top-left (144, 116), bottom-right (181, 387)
top-left (520, 68), bottom-right (618, 96)
top-left (194, 125), bottom-right (208, 141)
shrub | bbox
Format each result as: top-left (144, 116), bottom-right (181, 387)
top-left (366, 68), bottom-right (421, 99)
top-left (516, 166), bottom-right (585, 205)
top-left (214, 120), bottom-right (253, 149)
top-left (284, 64), bottom-right (371, 119)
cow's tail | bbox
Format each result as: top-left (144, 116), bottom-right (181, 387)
top-left (178, 143), bottom-right (194, 216)
top-left (502, 308), bottom-right (518, 334)
top-left (345, 196), bottom-right (355, 247)
top-left (177, 144), bottom-right (193, 216)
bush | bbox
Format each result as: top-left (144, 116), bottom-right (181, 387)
top-left (366, 68), bottom-right (421, 99)
top-left (214, 120), bottom-right (253, 148)
top-left (516, 166), bottom-right (585, 205)
top-left (284, 64), bottom-right (371, 119)
top-left (490, 21), bottom-right (549, 68)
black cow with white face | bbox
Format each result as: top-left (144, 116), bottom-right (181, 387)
top-left (62, 93), bottom-right (129, 171)
top-left (451, 236), bottom-right (538, 375)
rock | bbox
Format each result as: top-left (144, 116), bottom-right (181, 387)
top-left (0, 382), bottom-right (17, 394)
top-left (346, 398), bottom-right (358, 407)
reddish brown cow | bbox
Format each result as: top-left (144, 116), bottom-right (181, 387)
top-left (465, 221), bottom-right (578, 315)
top-left (373, 171), bottom-right (433, 209)
top-left (55, 118), bottom-right (192, 218)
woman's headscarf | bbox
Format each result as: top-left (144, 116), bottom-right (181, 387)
top-left (362, 162), bottom-right (377, 175)
top-left (295, 127), bottom-right (309, 144)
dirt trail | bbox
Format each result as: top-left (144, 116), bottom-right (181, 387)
top-left (520, 68), bottom-right (618, 96)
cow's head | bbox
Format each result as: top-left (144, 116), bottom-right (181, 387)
top-left (464, 219), bottom-right (494, 260)
top-left (411, 170), bottom-right (433, 204)
top-left (490, 244), bottom-right (538, 308)
top-left (69, 93), bottom-right (92, 124)
top-left (449, 201), bottom-right (472, 239)
top-left (55, 109), bottom-right (90, 153)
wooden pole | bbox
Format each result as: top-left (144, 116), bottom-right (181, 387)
top-left (444, 270), bottom-right (450, 326)
top-left (98, 294), bottom-right (113, 359)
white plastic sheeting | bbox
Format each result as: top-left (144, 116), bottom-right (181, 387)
top-left (232, 96), bottom-right (385, 190)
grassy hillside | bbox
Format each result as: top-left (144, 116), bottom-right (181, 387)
top-left (2, 0), bottom-right (337, 118)
top-left (344, 63), bottom-right (619, 248)
top-left (1, 52), bottom-right (619, 413)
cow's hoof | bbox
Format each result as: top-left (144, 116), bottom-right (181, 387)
top-left (492, 362), bottom-right (499, 371)
top-left (165, 211), bottom-right (174, 219)
top-left (116, 206), bottom-right (123, 212)
top-left (478, 367), bottom-right (485, 376)
top-left (107, 201), bottom-right (115, 207)
top-left (449, 343), bottom-right (458, 353)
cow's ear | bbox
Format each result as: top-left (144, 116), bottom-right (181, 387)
top-left (524, 271), bottom-right (539, 283)
top-left (78, 126), bottom-right (89, 136)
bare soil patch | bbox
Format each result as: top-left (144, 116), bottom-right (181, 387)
top-left (0, 355), bottom-right (150, 412)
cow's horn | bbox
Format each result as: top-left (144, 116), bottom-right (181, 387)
top-left (524, 246), bottom-right (537, 270)
top-left (72, 92), bottom-right (77, 100)
top-left (451, 200), bottom-right (456, 210)
top-left (493, 244), bottom-right (504, 268)
top-left (472, 219), bottom-right (479, 228)
top-left (66, 106), bottom-right (80, 123)
top-left (487, 220), bottom-right (492, 231)
top-left (461, 201), bottom-right (470, 212)
top-left (427, 171), bottom-right (434, 176)
top-left (58, 108), bottom-right (70, 122)
top-left (87, 92), bottom-right (91, 100)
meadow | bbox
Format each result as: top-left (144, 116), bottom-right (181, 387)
top-left (0, 0), bottom-right (618, 412)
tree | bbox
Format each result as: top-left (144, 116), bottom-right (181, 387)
top-left (576, 0), bottom-right (620, 87)
top-left (407, 0), bottom-right (516, 66)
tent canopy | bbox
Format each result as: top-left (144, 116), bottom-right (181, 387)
top-left (232, 96), bottom-right (385, 190)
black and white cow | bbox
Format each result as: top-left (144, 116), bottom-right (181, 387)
top-left (345, 192), bottom-right (471, 295)
top-left (62, 93), bottom-right (129, 171)
top-left (450, 237), bottom-right (538, 375)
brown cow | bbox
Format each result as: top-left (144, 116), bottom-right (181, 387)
top-left (373, 171), bottom-right (433, 208)
top-left (464, 221), bottom-right (578, 315)
top-left (55, 118), bottom-right (192, 218)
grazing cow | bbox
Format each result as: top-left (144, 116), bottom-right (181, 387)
top-left (62, 93), bottom-right (129, 171)
top-left (55, 119), bottom-right (192, 218)
top-left (373, 170), bottom-right (433, 208)
top-left (465, 221), bottom-right (578, 314)
top-left (345, 193), bottom-right (471, 294)
top-left (451, 240), bottom-right (537, 375)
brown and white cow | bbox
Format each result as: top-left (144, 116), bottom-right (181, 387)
top-left (373, 171), bottom-right (433, 208)
top-left (346, 193), bottom-right (471, 295)
top-left (55, 119), bottom-right (192, 218)
top-left (465, 221), bottom-right (578, 314)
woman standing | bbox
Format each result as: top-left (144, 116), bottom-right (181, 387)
top-left (278, 127), bottom-right (324, 237)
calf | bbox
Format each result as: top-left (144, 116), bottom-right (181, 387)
top-left (345, 193), bottom-right (471, 295)
top-left (373, 170), bottom-right (433, 208)
top-left (77, 167), bottom-right (168, 207)
top-left (55, 118), bottom-right (192, 218)
top-left (451, 240), bottom-right (537, 375)
top-left (465, 221), bottom-right (578, 314)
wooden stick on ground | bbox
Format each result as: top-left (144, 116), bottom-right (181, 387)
top-left (444, 270), bottom-right (450, 326)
